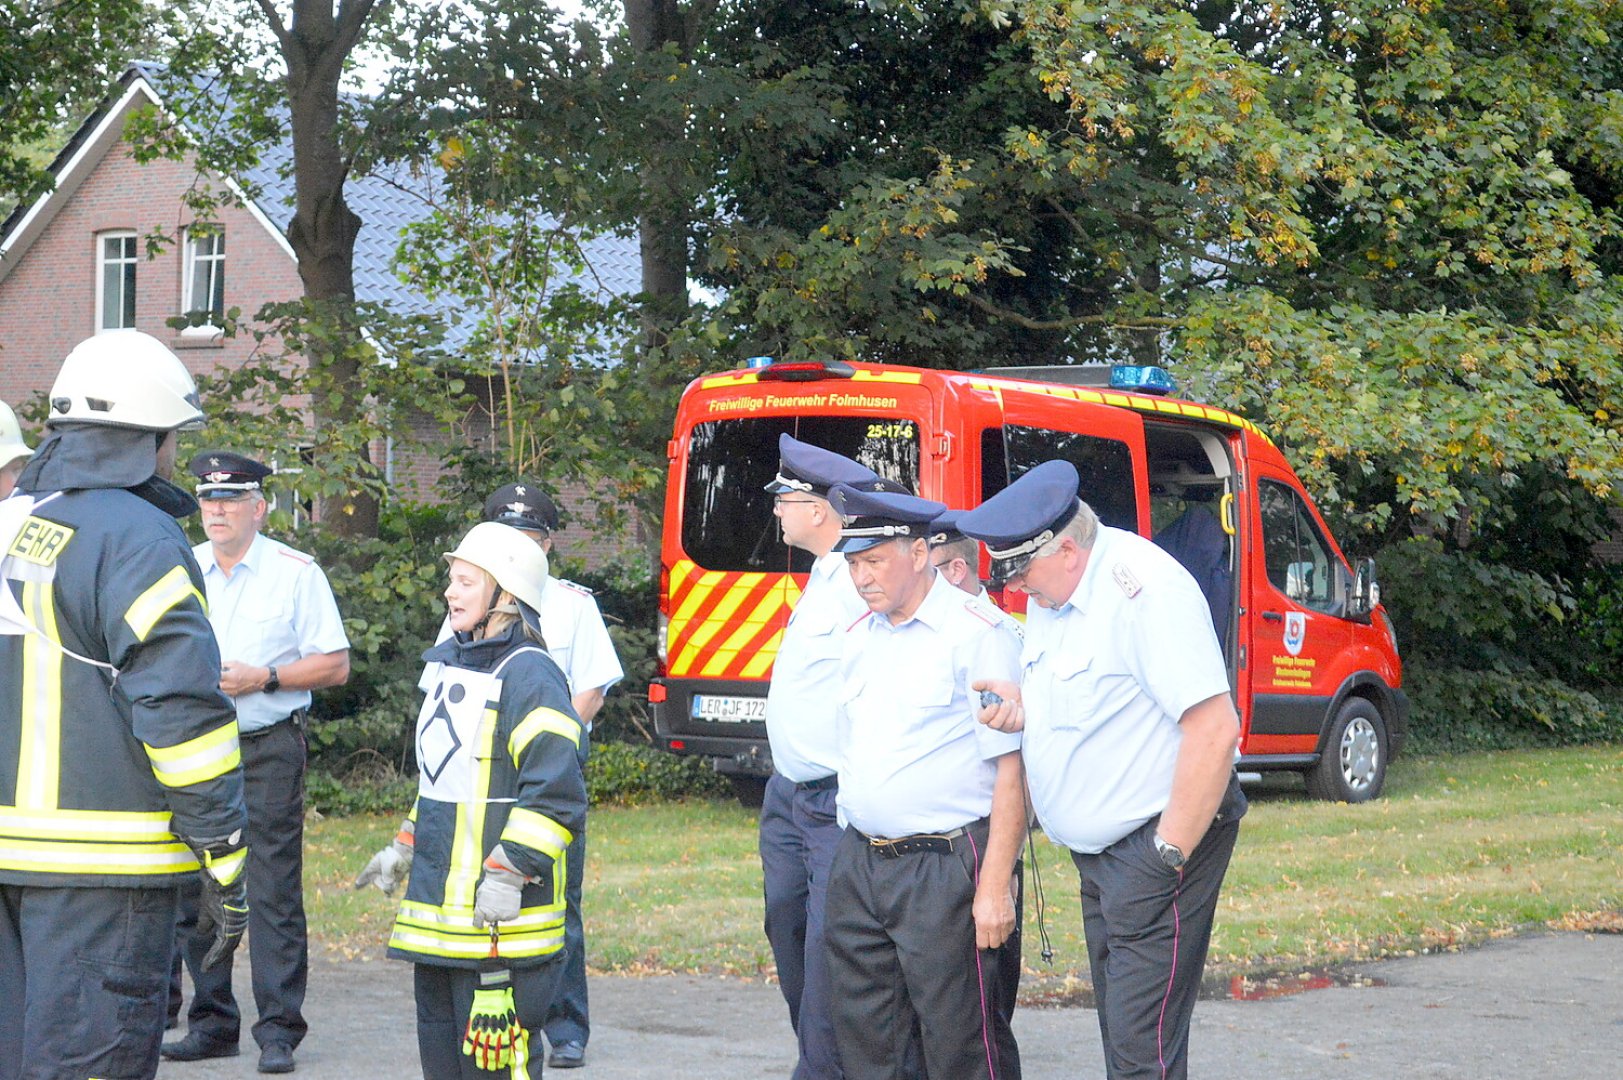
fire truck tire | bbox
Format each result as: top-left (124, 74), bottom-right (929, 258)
top-left (1306, 697), bottom-right (1388, 803)
top-left (729, 775), bottom-right (768, 808)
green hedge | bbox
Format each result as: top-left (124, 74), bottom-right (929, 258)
top-left (1404, 665), bottom-right (1623, 755)
top-left (309, 742), bottom-right (729, 817)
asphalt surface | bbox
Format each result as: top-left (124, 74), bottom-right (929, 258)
top-left (157, 929), bottom-right (1621, 1078)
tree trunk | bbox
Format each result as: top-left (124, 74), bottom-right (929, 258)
top-left (274, 0), bottom-right (382, 537)
top-left (623, 0), bottom-right (704, 355)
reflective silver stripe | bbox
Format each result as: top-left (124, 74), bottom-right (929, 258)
top-left (0, 808), bottom-right (174, 841)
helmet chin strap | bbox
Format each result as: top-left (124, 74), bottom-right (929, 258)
top-left (469, 588), bottom-right (519, 637)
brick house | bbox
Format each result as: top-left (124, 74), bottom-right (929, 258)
top-left (0, 65), bottom-right (645, 567)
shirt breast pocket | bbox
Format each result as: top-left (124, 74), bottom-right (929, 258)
top-left (797, 613), bottom-right (845, 664)
top-left (242, 598), bottom-right (295, 660)
top-left (1042, 651), bottom-right (1098, 732)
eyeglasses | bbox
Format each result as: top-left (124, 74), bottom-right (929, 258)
top-left (931, 556), bottom-right (965, 571)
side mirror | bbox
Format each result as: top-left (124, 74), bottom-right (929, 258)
top-left (1348, 557), bottom-right (1380, 620)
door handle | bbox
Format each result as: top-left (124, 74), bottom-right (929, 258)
top-left (1261, 611), bottom-right (1284, 623)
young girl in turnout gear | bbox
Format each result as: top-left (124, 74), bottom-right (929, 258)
top-left (356, 522), bottom-right (587, 1079)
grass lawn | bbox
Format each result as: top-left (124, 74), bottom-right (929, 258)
top-left (306, 745), bottom-right (1622, 992)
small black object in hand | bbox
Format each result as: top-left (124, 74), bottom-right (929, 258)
top-left (979, 689), bottom-right (1003, 709)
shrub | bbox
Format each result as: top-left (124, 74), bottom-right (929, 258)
top-left (1404, 665), bottom-right (1623, 754)
top-left (585, 740), bottom-right (729, 806)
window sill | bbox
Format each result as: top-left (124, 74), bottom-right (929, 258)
top-left (172, 325), bottom-right (225, 349)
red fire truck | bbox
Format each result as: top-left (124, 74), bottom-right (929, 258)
top-left (648, 358), bottom-right (1408, 802)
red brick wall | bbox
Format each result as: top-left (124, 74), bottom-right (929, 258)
top-left (0, 110), bottom-right (304, 423)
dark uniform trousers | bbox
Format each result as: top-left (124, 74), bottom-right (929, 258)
top-left (173, 719), bottom-right (309, 1049)
top-left (542, 754), bottom-right (589, 1050)
top-left (1072, 774), bottom-right (1247, 1080)
top-left (416, 956), bottom-right (563, 1080)
top-left (0, 883), bottom-right (177, 1080)
top-left (825, 818), bottom-right (1022, 1080)
top-left (759, 771), bottom-right (845, 1079)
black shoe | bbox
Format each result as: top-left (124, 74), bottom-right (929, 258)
top-left (258, 1042), bottom-right (296, 1074)
top-left (160, 1033), bottom-right (240, 1062)
top-left (548, 1040), bottom-right (586, 1069)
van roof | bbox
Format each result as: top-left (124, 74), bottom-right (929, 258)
top-left (688, 360), bottom-right (1274, 447)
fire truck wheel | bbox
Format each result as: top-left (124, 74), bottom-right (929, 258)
top-left (1306, 697), bottom-right (1388, 803)
top-left (728, 776), bottom-right (768, 808)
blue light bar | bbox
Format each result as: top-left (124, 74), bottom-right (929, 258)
top-left (1109, 365), bottom-right (1176, 395)
top-left (745, 355), bottom-right (775, 369)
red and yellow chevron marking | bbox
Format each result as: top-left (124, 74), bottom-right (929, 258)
top-left (665, 560), bottom-right (802, 680)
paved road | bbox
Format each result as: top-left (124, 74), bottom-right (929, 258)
top-left (160, 930), bottom-right (1621, 1078)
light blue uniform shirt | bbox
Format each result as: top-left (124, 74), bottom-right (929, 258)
top-left (1020, 526), bottom-right (1231, 854)
top-left (194, 533), bottom-right (349, 733)
top-left (765, 551), bottom-right (870, 783)
top-left (835, 572), bottom-right (1022, 837)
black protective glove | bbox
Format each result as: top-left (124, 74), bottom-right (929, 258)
top-left (189, 838), bottom-right (250, 970)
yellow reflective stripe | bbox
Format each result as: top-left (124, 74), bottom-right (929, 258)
top-left (145, 721), bottom-right (242, 788)
top-left (397, 900), bottom-right (562, 930)
top-left (203, 845), bottom-right (246, 885)
top-left (501, 808), bottom-right (572, 861)
top-left (388, 925), bottom-right (565, 961)
top-left (507, 708), bottom-right (581, 759)
top-left (445, 706), bottom-right (500, 910)
top-left (123, 565), bottom-right (206, 642)
top-left (0, 838), bottom-right (198, 875)
top-left (0, 807), bottom-right (174, 843)
top-left (16, 581), bottom-right (63, 808)
top-left (391, 900), bottom-right (565, 959)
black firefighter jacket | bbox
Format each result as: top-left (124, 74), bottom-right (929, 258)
top-left (0, 426), bottom-right (247, 888)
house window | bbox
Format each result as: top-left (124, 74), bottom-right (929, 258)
top-left (183, 228), bottom-right (226, 327)
top-left (98, 232), bottom-right (137, 330)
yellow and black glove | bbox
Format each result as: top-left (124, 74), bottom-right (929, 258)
top-left (188, 836), bottom-right (249, 970)
top-left (462, 963), bottom-right (525, 1071)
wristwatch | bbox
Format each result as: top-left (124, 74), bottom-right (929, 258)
top-left (263, 665), bottom-right (280, 694)
top-left (1153, 833), bottom-right (1186, 870)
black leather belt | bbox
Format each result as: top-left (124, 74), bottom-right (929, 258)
top-left (795, 775), bottom-right (838, 792)
top-left (860, 826), bottom-right (966, 858)
top-left (240, 709), bottom-right (308, 739)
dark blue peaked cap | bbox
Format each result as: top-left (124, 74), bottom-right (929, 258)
top-left (829, 484), bottom-right (946, 554)
top-left (928, 508), bottom-right (969, 546)
top-left (190, 450), bottom-right (272, 500)
top-left (765, 433), bottom-right (900, 497)
top-left (957, 460), bottom-right (1082, 576)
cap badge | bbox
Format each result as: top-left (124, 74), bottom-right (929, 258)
top-left (208, 457), bottom-right (221, 467)
top-left (515, 485), bottom-right (527, 495)
top-left (205, 471), bottom-right (232, 484)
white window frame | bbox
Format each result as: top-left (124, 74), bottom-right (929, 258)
top-left (181, 226), bottom-right (226, 334)
top-left (96, 231), bottom-right (138, 332)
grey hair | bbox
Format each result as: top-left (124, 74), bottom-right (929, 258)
top-left (1034, 499), bottom-right (1099, 558)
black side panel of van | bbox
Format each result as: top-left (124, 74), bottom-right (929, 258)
top-left (1249, 693), bottom-right (1331, 736)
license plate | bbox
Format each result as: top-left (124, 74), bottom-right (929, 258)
top-left (691, 694), bottom-right (767, 723)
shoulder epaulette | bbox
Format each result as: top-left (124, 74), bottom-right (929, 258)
top-left (276, 548), bottom-right (314, 567)
top-left (962, 599), bottom-right (1001, 628)
top-left (846, 611), bottom-right (875, 632)
top-left (554, 578), bottom-right (594, 597)
top-left (1113, 563), bottom-right (1142, 599)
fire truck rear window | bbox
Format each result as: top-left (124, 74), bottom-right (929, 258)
top-left (682, 417), bottom-right (921, 572)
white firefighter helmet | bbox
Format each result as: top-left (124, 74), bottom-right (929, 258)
top-left (0, 400), bottom-right (32, 466)
top-left (443, 521), bottom-right (549, 615)
top-left (47, 330), bottom-right (204, 431)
